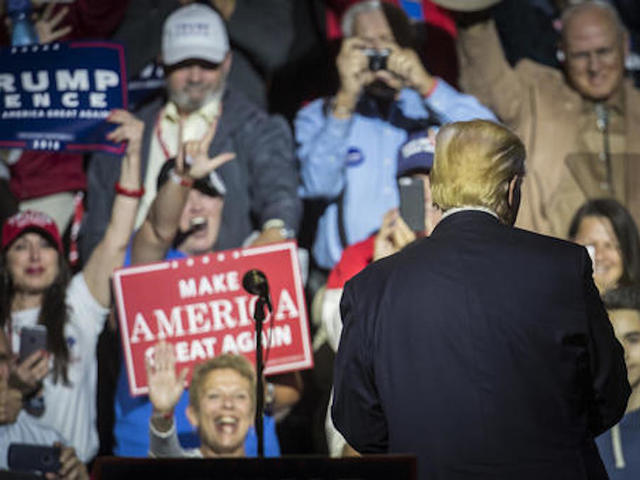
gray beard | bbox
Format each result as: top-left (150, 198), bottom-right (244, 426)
top-left (169, 79), bottom-right (225, 114)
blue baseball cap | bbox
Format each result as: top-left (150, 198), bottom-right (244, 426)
top-left (397, 129), bottom-right (435, 177)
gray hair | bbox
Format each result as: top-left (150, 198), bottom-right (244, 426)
top-left (341, 0), bottom-right (382, 37)
top-left (561, 0), bottom-right (627, 42)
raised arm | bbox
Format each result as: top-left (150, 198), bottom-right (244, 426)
top-left (455, 12), bottom-right (526, 125)
top-left (145, 341), bottom-right (191, 458)
top-left (82, 109), bottom-right (143, 307)
top-left (146, 342), bottom-right (188, 433)
top-left (130, 118), bottom-right (234, 265)
top-left (296, 37), bottom-right (373, 200)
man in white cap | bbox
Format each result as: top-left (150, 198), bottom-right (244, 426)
top-left (81, 3), bottom-right (300, 262)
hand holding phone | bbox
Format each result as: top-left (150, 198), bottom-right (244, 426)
top-left (8, 443), bottom-right (61, 474)
top-left (12, 327), bottom-right (49, 395)
top-left (19, 326), bottom-right (47, 364)
top-left (373, 209), bottom-right (416, 261)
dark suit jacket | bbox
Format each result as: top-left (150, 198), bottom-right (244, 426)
top-left (332, 210), bottom-right (630, 480)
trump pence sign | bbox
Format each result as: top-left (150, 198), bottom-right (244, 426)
top-left (0, 41), bottom-right (127, 153)
top-left (113, 241), bottom-right (313, 396)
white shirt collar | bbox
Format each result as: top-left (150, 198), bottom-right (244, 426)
top-left (440, 206), bottom-right (499, 221)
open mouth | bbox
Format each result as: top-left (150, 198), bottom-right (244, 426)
top-left (214, 415), bottom-right (239, 435)
top-left (189, 217), bottom-right (207, 236)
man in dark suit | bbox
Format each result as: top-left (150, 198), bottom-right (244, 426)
top-left (332, 119), bottom-right (631, 479)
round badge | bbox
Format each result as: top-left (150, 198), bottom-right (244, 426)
top-left (346, 147), bottom-right (365, 167)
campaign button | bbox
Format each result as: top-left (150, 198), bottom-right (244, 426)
top-left (345, 147), bottom-right (364, 167)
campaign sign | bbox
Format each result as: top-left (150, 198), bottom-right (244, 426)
top-left (0, 41), bottom-right (127, 154)
top-left (112, 241), bottom-right (313, 396)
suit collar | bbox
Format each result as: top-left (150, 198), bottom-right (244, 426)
top-left (431, 209), bottom-right (503, 238)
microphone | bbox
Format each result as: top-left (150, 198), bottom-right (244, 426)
top-left (242, 269), bottom-right (272, 311)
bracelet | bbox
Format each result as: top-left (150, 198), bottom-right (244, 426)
top-left (115, 183), bottom-right (145, 198)
top-left (169, 168), bottom-right (194, 188)
top-left (152, 410), bottom-right (174, 420)
top-left (262, 219), bottom-right (295, 239)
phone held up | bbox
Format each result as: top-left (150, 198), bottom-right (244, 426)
top-left (8, 443), bottom-right (61, 474)
top-left (398, 176), bottom-right (426, 233)
top-left (19, 325), bottom-right (48, 363)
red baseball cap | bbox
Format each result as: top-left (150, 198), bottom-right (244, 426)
top-left (1, 210), bottom-right (63, 253)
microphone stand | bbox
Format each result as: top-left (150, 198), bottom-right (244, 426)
top-left (252, 296), bottom-right (268, 458)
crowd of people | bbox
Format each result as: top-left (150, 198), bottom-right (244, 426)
top-left (1, 0), bottom-right (640, 478)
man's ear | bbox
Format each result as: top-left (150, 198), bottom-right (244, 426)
top-left (507, 174), bottom-right (522, 208)
top-left (186, 405), bottom-right (199, 429)
top-left (222, 52), bottom-right (232, 75)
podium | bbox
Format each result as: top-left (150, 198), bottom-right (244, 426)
top-left (92, 455), bottom-right (417, 479)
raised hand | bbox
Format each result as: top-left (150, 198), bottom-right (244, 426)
top-left (379, 42), bottom-right (434, 96)
top-left (106, 109), bottom-right (145, 159)
top-left (34, 3), bottom-right (72, 44)
top-left (373, 209), bottom-right (416, 261)
top-left (334, 37), bottom-right (375, 115)
top-left (176, 116), bottom-right (235, 181)
top-left (146, 342), bottom-right (188, 416)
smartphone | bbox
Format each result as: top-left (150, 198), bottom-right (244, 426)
top-left (398, 177), bottom-right (426, 232)
top-left (19, 326), bottom-right (47, 363)
top-left (8, 443), bottom-right (61, 474)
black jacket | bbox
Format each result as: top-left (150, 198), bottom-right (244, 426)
top-left (333, 210), bottom-right (630, 480)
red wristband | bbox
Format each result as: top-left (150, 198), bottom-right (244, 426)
top-left (115, 183), bottom-right (145, 198)
top-left (423, 78), bottom-right (439, 98)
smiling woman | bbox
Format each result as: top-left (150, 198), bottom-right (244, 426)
top-left (569, 198), bottom-right (640, 294)
top-left (0, 108), bottom-right (144, 462)
top-left (146, 341), bottom-right (255, 458)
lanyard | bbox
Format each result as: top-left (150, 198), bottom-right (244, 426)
top-left (154, 108), bottom-right (173, 161)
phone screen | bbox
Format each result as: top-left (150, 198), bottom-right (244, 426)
top-left (19, 325), bottom-right (48, 362)
top-left (398, 177), bottom-right (426, 232)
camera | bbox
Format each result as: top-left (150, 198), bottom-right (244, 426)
top-left (363, 48), bottom-right (390, 72)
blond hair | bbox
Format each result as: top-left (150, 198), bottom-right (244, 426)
top-left (189, 354), bottom-right (257, 411)
top-left (431, 120), bottom-right (526, 223)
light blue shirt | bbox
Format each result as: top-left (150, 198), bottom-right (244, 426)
top-left (295, 80), bottom-right (496, 269)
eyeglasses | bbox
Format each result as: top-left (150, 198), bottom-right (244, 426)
top-left (566, 46), bottom-right (619, 68)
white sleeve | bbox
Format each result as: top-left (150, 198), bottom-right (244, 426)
top-left (65, 273), bottom-right (110, 339)
top-left (148, 420), bottom-right (188, 458)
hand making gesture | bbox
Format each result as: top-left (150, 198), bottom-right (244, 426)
top-left (146, 342), bottom-right (188, 431)
top-left (176, 115), bottom-right (236, 181)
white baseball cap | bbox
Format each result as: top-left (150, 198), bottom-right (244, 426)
top-left (162, 4), bottom-right (230, 67)
top-left (430, 0), bottom-right (502, 11)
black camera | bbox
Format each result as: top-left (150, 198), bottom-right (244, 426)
top-left (363, 48), bottom-right (390, 72)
